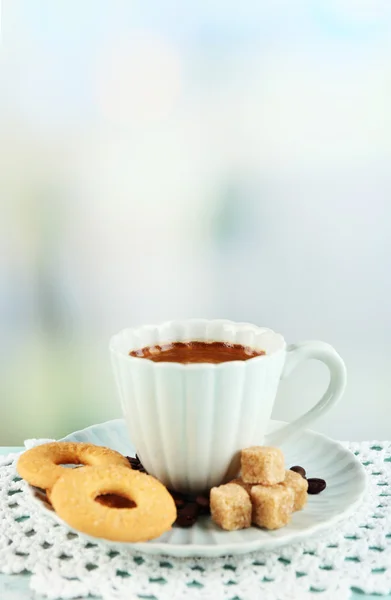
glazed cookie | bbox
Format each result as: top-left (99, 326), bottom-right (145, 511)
top-left (17, 442), bottom-right (131, 490)
top-left (50, 465), bottom-right (177, 542)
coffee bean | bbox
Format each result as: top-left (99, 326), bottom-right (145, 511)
top-left (195, 495), bottom-right (210, 514)
top-left (127, 455), bottom-right (148, 474)
top-left (126, 454), bottom-right (208, 527)
top-left (307, 478), bottom-right (326, 494)
top-left (195, 495), bottom-right (209, 507)
top-left (129, 463), bottom-right (141, 471)
top-left (175, 502), bottom-right (199, 528)
top-left (175, 515), bottom-right (197, 528)
top-left (183, 502), bottom-right (199, 516)
top-left (174, 497), bottom-right (186, 508)
top-left (290, 466), bottom-right (306, 478)
top-left (170, 491), bottom-right (184, 500)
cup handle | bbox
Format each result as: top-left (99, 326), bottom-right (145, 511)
top-left (264, 341), bottom-right (347, 446)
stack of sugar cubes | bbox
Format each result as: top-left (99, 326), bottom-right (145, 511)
top-left (210, 446), bottom-right (308, 531)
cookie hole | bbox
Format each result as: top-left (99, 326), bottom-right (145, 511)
top-left (296, 572), bottom-right (306, 578)
top-left (85, 563), bottom-right (98, 571)
top-left (55, 461), bottom-right (85, 468)
top-left (223, 565), bottom-right (236, 571)
top-left (371, 445), bottom-right (383, 451)
top-left (149, 577), bottom-right (166, 584)
top-left (369, 546), bottom-right (384, 552)
top-left (67, 532), bottom-right (78, 540)
top-left (191, 566), bottom-right (205, 572)
top-left (159, 561), bottom-right (173, 569)
top-left (95, 494), bottom-right (136, 509)
top-left (319, 565), bottom-right (333, 571)
top-left (134, 556), bottom-right (145, 565)
top-left (108, 550), bottom-right (120, 559)
top-left (278, 558), bottom-right (291, 566)
top-left (42, 542), bottom-right (53, 549)
top-left (384, 457), bottom-right (391, 463)
top-left (8, 490), bottom-right (22, 496)
top-left (85, 542), bottom-right (97, 549)
top-left (225, 580), bottom-right (237, 586)
top-left (262, 577), bottom-right (274, 583)
top-left (310, 587), bottom-right (325, 593)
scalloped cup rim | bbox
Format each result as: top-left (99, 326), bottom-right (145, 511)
top-left (109, 319), bottom-right (286, 367)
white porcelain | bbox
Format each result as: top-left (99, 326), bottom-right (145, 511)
top-left (27, 419), bottom-right (366, 558)
top-left (110, 319), bottom-right (347, 494)
top-left (110, 319), bottom-right (346, 492)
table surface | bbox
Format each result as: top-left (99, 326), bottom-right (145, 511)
top-left (0, 446), bottom-right (386, 600)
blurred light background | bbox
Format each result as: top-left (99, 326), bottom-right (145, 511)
top-left (1, 0), bottom-right (391, 443)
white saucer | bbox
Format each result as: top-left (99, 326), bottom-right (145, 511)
top-left (27, 419), bottom-right (366, 558)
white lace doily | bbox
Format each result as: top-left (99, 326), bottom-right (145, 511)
top-left (1, 440), bottom-right (391, 600)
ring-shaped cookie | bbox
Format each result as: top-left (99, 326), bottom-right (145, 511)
top-left (17, 442), bottom-right (131, 490)
top-left (50, 465), bottom-right (177, 542)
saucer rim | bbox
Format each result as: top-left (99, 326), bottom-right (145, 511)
top-left (25, 418), bottom-right (367, 558)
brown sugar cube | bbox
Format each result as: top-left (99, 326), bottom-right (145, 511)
top-left (241, 446), bottom-right (285, 485)
top-left (210, 483), bottom-right (252, 531)
top-left (250, 484), bottom-right (294, 530)
top-left (280, 470), bottom-right (308, 511)
top-left (229, 478), bottom-right (253, 495)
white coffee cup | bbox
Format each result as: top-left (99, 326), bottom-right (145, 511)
top-left (110, 319), bottom-right (346, 494)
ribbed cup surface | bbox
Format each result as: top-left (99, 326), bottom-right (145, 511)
top-left (110, 319), bottom-right (286, 493)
